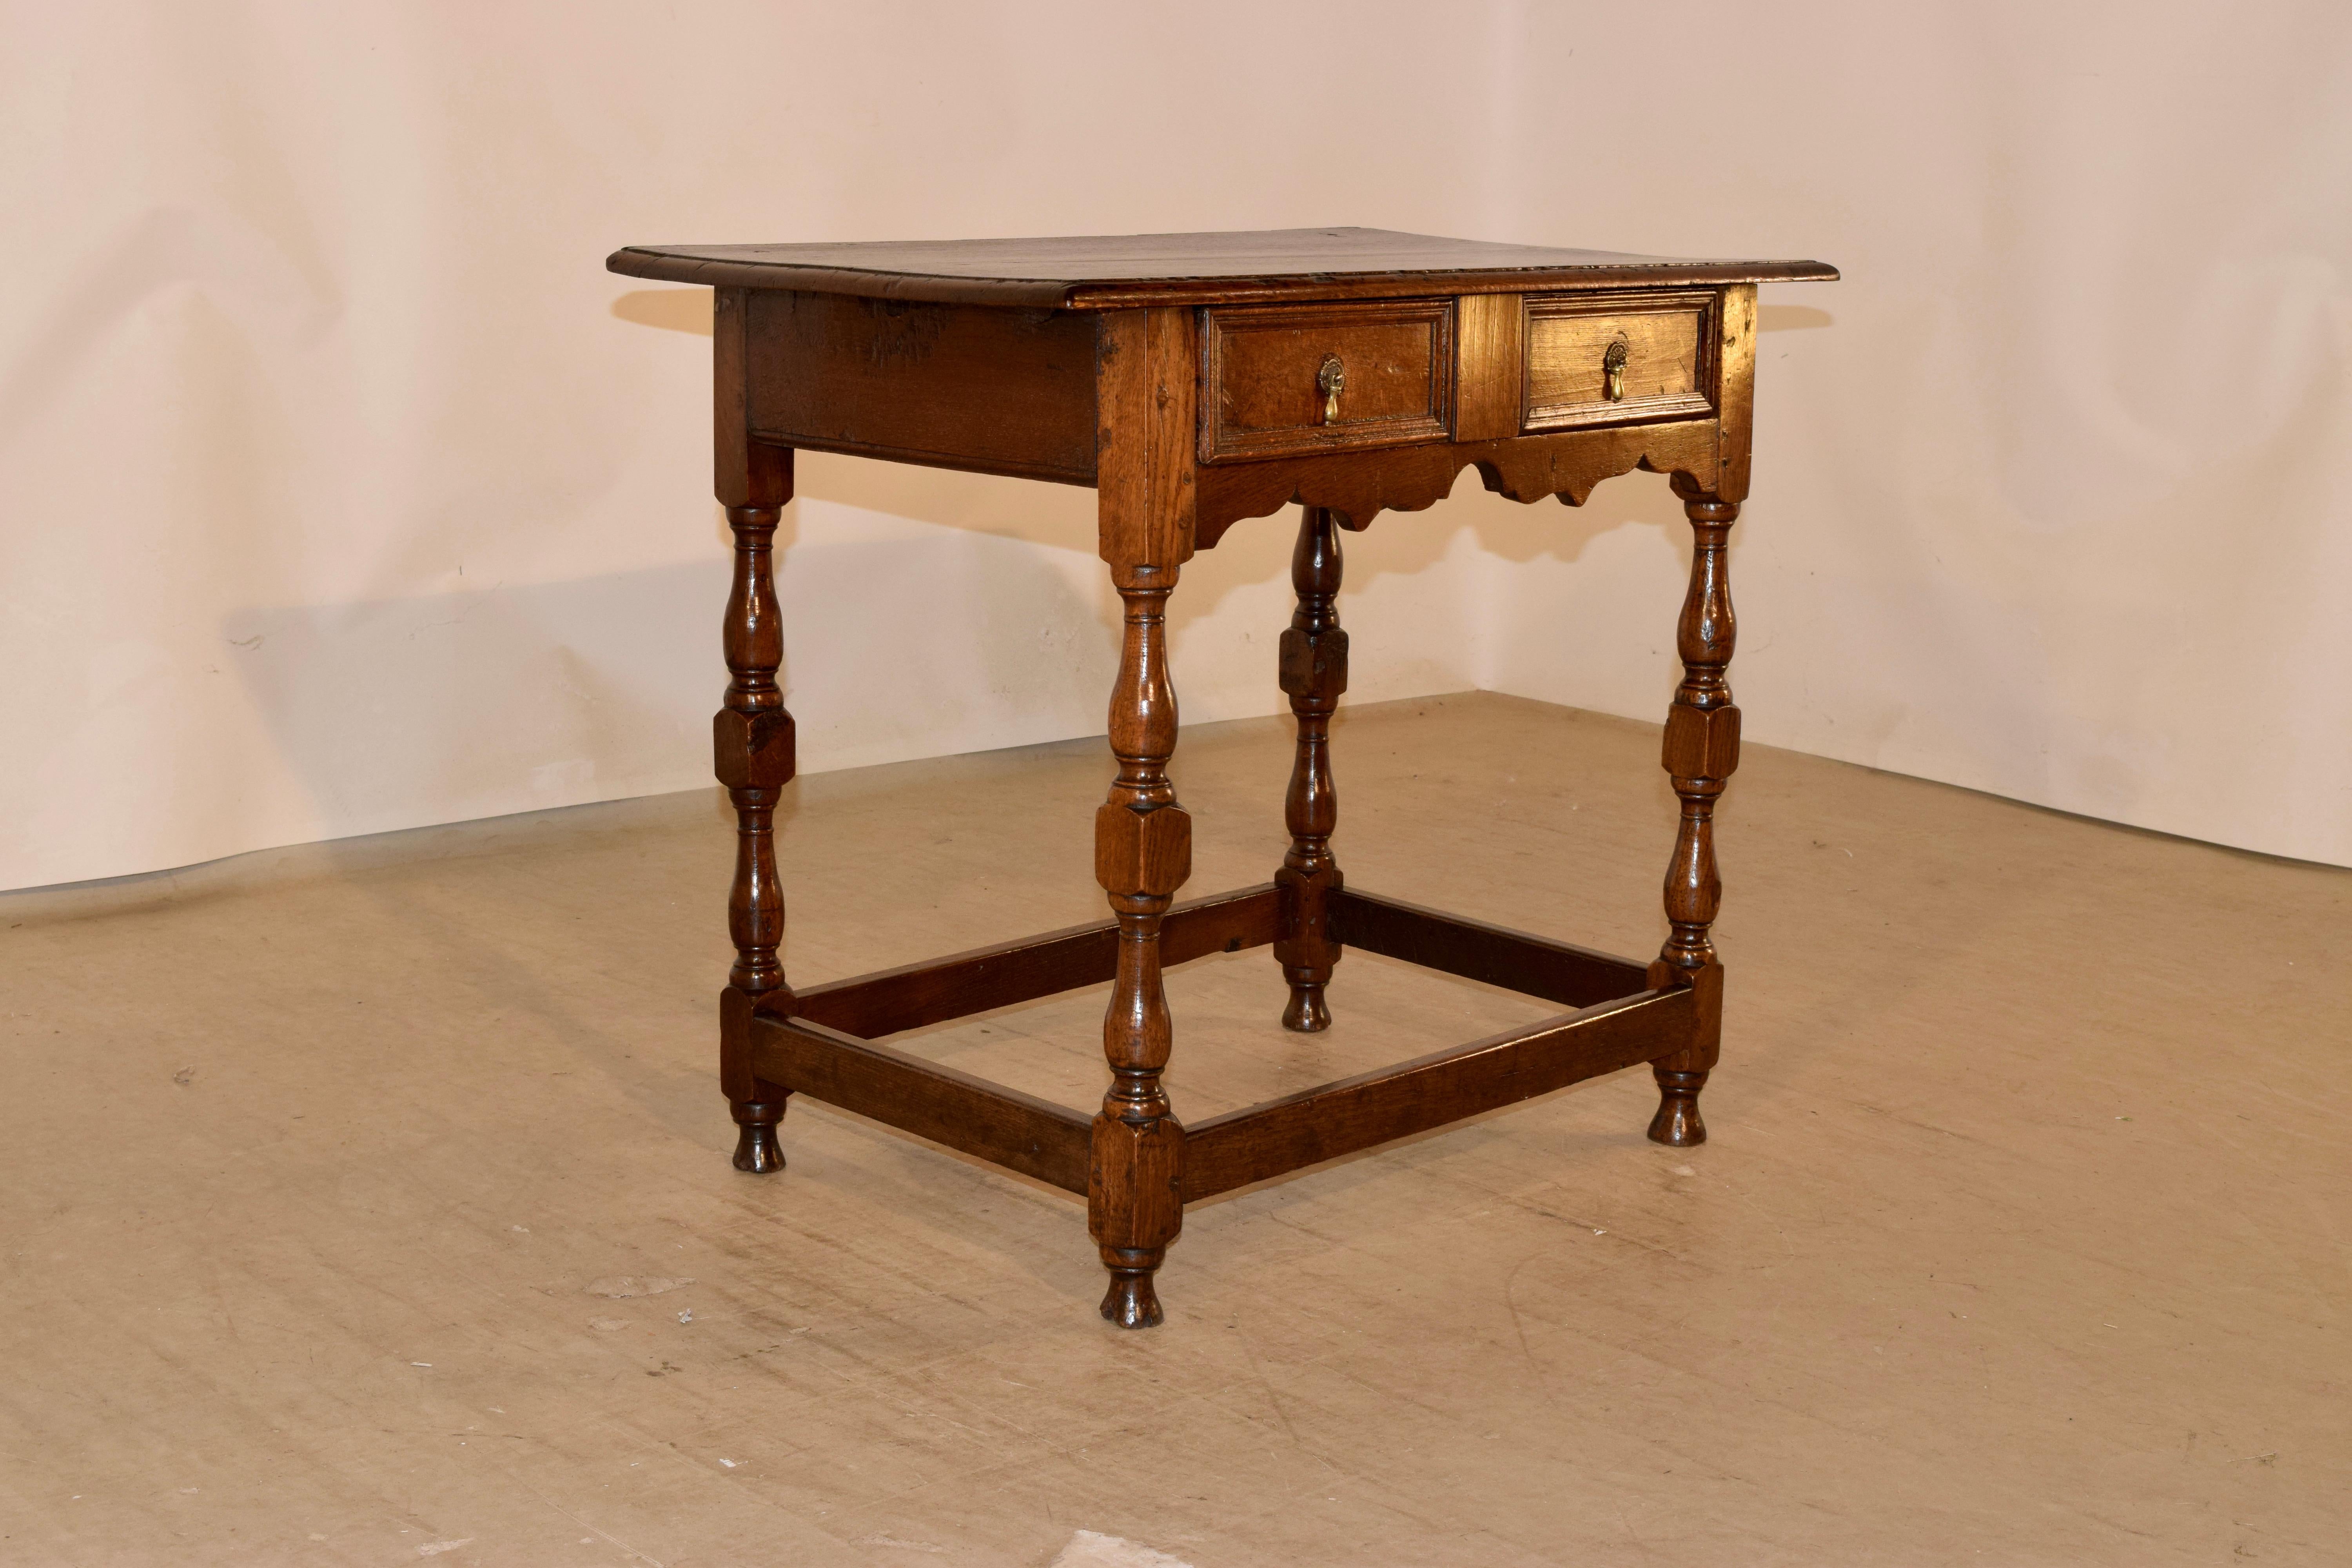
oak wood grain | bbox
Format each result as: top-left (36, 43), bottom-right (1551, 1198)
top-left (746, 290), bottom-right (1096, 484)
top-left (793, 884), bottom-right (1278, 1040)
top-left (712, 287), bottom-right (796, 1173)
top-left (1191, 418), bottom-right (1723, 545)
top-left (1453, 292), bottom-right (1524, 443)
top-left (1089, 311), bottom-right (1201, 1323)
top-left (1182, 987), bottom-right (1693, 1201)
top-left (750, 1013), bottom-right (1092, 1193)
top-left (1200, 298), bottom-right (1453, 462)
top-left (1713, 284), bottom-right (1759, 503)
top-left (713, 287), bottom-right (792, 509)
top-left (610, 227), bottom-right (1838, 309)
top-left (1523, 289), bottom-right (1717, 432)
top-left (1095, 309), bottom-right (1198, 570)
top-left (1331, 887), bottom-right (1648, 1007)
top-left (1274, 508), bottom-right (1347, 1031)
top-left (1644, 479), bottom-right (1744, 1147)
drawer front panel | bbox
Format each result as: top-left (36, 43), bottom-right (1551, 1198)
top-left (1202, 299), bottom-right (1455, 463)
top-left (749, 291), bottom-right (1098, 481)
top-left (1523, 290), bottom-right (1717, 432)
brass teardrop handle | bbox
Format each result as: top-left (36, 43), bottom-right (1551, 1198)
top-left (1318, 354), bottom-right (1346, 424)
top-left (1602, 338), bottom-right (1629, 402)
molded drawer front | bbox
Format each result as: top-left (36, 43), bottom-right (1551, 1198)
top-left (1201, 299), bottom-right (1455, 462)
top-left (1523, 290), bottom-right (1717, 432)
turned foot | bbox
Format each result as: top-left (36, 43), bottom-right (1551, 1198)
top-left (1281, 971), bottom-right (1332, 1033)
top-left (730, 1098), bottom-right (787, 1172)
top-left (1098, 1249), bottom-right (1165, 1329)
top-left (1647, 1069), bottom-right (1708, 1147)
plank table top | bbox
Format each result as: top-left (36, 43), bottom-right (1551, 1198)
top-left (606, 226), bottom-right (1837, 309)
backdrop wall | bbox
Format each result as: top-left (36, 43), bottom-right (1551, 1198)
top-left (5, 0), bottom-right (2347, 893)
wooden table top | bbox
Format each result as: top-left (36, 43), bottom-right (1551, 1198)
top-left (606, 227), bottom-right (1838, 310)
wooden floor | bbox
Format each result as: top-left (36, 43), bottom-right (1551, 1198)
top-left (3, 693), bottom-right (2344, 1566)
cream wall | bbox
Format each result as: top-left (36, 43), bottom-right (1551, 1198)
top-left (4, 0), bottom-right (2347, 893)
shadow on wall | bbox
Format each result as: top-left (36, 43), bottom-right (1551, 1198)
top-left (1467, 302), bottom-right (1839, 572)
top-left (223, 563), bottom-right (708, 833)
top-left (221, 530), bottom-right (1120, 836)
top-left (1759, 305), bottom-right (1833, 333)
top-left (610, 288), bottom-right (715, 336)
top-left (611, 285), bottom-right (1456, 634)
top-left (603, 285), bottom-right (1746, 594)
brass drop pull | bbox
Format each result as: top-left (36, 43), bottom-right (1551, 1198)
top-left (1602, 338), bottom-right (1629, 402)
top-left (1317, 354), bottom-right (1346, 424)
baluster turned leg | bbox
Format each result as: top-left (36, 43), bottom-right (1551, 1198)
top-left (1275, 506), bottom-right (1347, 1031)
top-left (1647, 478), bottom-right (1742, 1146)
top-left (717, 503), bottom-right (797, 1172)
top-left (1090, 563), bottom-right (1191, 1327)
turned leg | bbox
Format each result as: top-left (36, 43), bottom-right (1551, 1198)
top-left (1087, 306), bottom-right (1197, 1326)
top-left (710, 292), bottom-right (799, 1172)
top-left (715, 499), bottom-right (798, 1172)
top-left (1646, 478), bottom-right (1741, 1147)
top-left (1274, 506), bottom-right (1347, 1031)
top-left (1090, 563), bottom-right (1190, 1327)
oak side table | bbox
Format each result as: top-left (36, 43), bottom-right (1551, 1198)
top-left (607, 229), bottom-right (1836, 1328)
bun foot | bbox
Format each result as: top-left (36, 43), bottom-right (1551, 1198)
top-left (1098, 1251), bottom-right (1165, 1329)
top-left (1646, 1069), bottom-right (1708, 1147)
top-left (1281, 981), bottom-right (1332, 1033)
top-left (730, 1098), bottom-right (787, 1172)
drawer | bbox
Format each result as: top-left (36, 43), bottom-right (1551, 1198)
top-left (1200, 298), bottom-right (1455, 462)
top-left (1522, 290), bottom-right (1717, 432)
